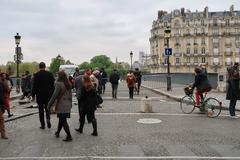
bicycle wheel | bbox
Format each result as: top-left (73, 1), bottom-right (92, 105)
top-left (180, 95), bottom-right (195, 114)
top-left (204, 98), bottom-right (222, 118)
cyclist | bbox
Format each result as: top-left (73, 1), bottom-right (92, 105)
top-left (190, 67), bottom-right (212, 112)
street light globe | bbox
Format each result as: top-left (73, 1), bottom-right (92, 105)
top-left (14, 33), bottom-right (21, 45)
top-left (130, 51), bottom-right (133, 57)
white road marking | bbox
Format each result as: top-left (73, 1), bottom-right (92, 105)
top-left (70, 112), bottom-right (230, 117)
top-left (1, 156), bottom-right (240, 159)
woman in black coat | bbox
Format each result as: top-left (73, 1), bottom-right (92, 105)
top-left (75, 75), bottom-right (98, 136)
top-left (226, 63), bottom-right (240, 118)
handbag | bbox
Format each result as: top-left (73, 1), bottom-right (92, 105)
top-left (96, 94), bottom-right (103, 105)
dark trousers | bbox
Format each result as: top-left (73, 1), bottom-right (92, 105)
top-left (137, 81), bottom-right (141, 93)
top-left (79, 110), bottom-right (97, 133)
top-left (37, 99), bottom-right (50, 127)
top-left (229, 99), bottom-right (237, 116)
top-left (111, 84), bottom-right (118, 98)
top-left (57, 116), bottom-right (71, 137)
top-left (77, 99), bottom-right (91, 123)
top-left (129, 87), bottom-right (134, 99)
top-left (101, 84), bottom-right (106, 94)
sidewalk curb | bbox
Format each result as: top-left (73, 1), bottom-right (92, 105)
top-left (5, 111), bottom-right (38, 123)
top-left (142, 85), bottom-right (240, 112)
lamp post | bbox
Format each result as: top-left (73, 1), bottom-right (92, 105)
top-left (130, 51), bottom-right (133, 71)
top-left (14, 33), bottom-right (22, 93)
top-left (165, 26), bottom-right (171, 91)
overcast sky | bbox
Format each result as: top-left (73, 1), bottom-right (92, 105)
top-left (0, 0), bottom-right (239, 66)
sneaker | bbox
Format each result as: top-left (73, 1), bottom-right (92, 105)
top-left (230, 115), bottom-right (239, 119)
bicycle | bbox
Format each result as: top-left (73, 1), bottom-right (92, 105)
top-left (180, 87), bottom-right (222, 118)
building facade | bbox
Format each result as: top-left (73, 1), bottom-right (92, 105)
top-left (149, 5), bottom-right (240, 73)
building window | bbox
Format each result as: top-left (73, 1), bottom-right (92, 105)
top-left (213, 28), bottom-right (219, 34)
top-left (164, 22), bottom-right (167, 27)
top-left (213, 19), bottom-right (217, 25)
top-left (186, 21), bottom-right (190, 26)
top-left (202, 56), bottom-right (206, 63)
top-left (213, 38), bottom-right (219, 43)
top-left (186, 28), bottom-right (190, 34)
top-left (176, 58), bottom-right (180, 64)
top-left (201, 28), bottom-right (205, 34)
top-left (201, 20), bottom-right (205, 26)
top-left (186, 38), bottom-right (190, 45)
top-left (226, 19), bottom-right (230, 26)
top-left (236, 48), bottom-right (240, 55)
top-left (194, 48), bottom-right (198, 55)
top-left (213, 58), bottom-right (219, 65)
top-left (194, 38), bottom-right (198, 45)
top-left (201, 38), bottom-right (205, 45)
top-left (164, 58), bottom-right (168, 64)
top-left (187, 57), bottom-right (190, 63)
top-left (213, 48), bottom-right (219, 55)
top-left (194, 28), bottom-right (197, 34)
top-left (194, 56), bottom-right (198, 63)
top-left (202, 48), bottom-right (206, 54)
top-left (187, 48), bottom-right (190, 54)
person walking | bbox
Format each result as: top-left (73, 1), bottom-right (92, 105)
top-left (100, 68), bottom-right (108, 94)
top-left (47, 71), bottom-right (73, 141)
top-left (0, 73), bottom-right (13, 118)
top-left (23, 71), bottom-right (32, 99)
top-left (126, 72), bottom-right (136, 99)
top-left (74, 70), bottom-right (84, 129)
top-left (109, 69), bottom-right (120, 99)
top-left (0, 78), bottom-right (8, 139)
top-left (75, 75), bottom-right (98, 136)
top-left (32, 62), bottom-right (55, 129)
top-left (133, 68), bottom-right (142, 95)
top-left (226, 62), bottom-right (240, 118)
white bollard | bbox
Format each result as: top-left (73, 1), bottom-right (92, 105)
top-left (140, 96), bottom-right (153, 113)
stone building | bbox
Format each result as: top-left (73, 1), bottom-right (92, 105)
top-left (149, 5), bottom-right (240, 73)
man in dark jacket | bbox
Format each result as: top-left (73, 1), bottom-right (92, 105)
top-left (32, 62), bottom-right (55, 129)
top-left (133, 68), bottom-right (142, 95)
top-left (109, 69), bottom-right (120, 99)
top-left (226, 62), bottom-right (240, 118)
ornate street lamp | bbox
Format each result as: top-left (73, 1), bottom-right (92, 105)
top-left (164, 26), bottom-right (171, 91)
top-left (14, 33), bottom-right (23, 93)
top-left (130, 51), bottom-right (133, 71)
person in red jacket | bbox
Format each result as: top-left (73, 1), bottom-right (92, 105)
top-left (126, 72), bottom-right (136, 99)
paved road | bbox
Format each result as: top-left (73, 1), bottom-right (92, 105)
top-left (0, 82), bottom-right (240, 159)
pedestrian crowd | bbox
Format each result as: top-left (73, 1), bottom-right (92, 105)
top-left (0, 62), bottom-right (143, 141)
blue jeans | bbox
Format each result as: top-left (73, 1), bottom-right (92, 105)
top-left (111, 84), bottom-right (118, 98)
top-left (229, 100), bottom-right (237, 116)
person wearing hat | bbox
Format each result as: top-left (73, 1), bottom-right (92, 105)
top-left (32, 62), bottom-right (55, 129)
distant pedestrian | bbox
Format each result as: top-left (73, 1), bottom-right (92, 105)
top-left (133, 68), bottom-right (142, 95)
top-left (109, 69), bottom-right (120, 99)
top-left (75, 75), bottom-right (98, 136)
top-left (226, 62), bottom-right (240, 118)
top-left (100, 68), bottom-right (108, 94)
top-left (32, 62), bottom-right (55, 129)
top-left (0, 79), bottom-right (8, 139)
top-left (126, 72), bottom-right (136, 99)
top-left (47, 71), bottom-right (73, 141)
top-left (0, 73), bottom-right (13, 118)
top-left (22, 71), bottom-right (32, 99)
top-left (73, 67), bottom-right (80, 79)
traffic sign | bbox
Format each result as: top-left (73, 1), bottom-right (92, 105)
top-left (165, 48), bottom-right (172, 56)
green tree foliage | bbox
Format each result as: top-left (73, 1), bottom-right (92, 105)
top-left (90, 55), bottom-right (113, 69)
top-left (79, 62), bottom-right (91, 70)
top-left (49, 55), bottom-right (65, 75)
